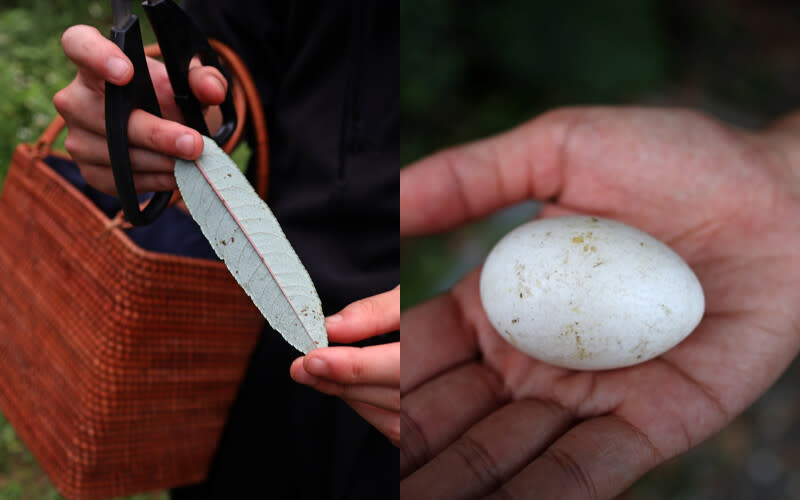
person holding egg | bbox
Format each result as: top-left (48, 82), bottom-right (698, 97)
top-left (400, 106), bottom-right (800, 499)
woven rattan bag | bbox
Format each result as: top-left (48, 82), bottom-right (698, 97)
top-left (0, 42), bottom-right (269, 500)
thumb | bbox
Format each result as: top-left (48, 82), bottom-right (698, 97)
top-left (325, 286), bottom-right (400, 343)
top-left (400, 108), bottom-right (582, 238)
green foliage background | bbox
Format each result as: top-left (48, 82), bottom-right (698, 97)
top-left (0, 0), bottom-right (86, 186)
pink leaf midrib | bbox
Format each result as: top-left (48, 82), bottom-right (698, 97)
top-left (193, 157), bottom-right (315, 347)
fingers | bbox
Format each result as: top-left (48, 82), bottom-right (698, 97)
top-left (400, 289), bottom-right (478, 394)
top-left (64, 127), bottom-right (176, 172)
top-left (537, 202), bottom-right (583, 219)
top-left (347, 401), bottom-right (400, 447)
top-left (290, 342), bottom-right (401, 446)
top-left (56, 100), bottom-right (203, 194)
top-left (55, 48), bottom-right (192, 141)
top-left (401, 399), bottom-right (573, 500)
top-left (61, 25), bottom-right (132, 88)
top-left (57, 106), bottom-right (203, 194)
top-left (79, 164), bottom-right (177, 194)
top-left (126, 110), bottom-right (203, 159)
top-left (400, 108), bottom-right (581, 237)
top-left (325, 286), bottom-right (399, 343)
top-left (188, 63), bottom-right (228, 106)
top-left (401, 362), bottom-right (509, 478)
top-left (158, 58), bottom-right (227, 126)
top-left (293, 377), bottom-right (398, 412)
top-left (55, 83), bottom-right (203, 159)
top-left (54, 75), bottom-right (110, 137)
top-left (58, 105), bottom-right (203, 161)
top-left (290, 343), bottom-right (399, 410)
top-left (484, 416), bottom-right (663, 500)
top-left (56, 24), bottom-right (228, 196)
top-left (402, 408), bottom-right (664, 500)
top-left (302, 344), bottom-right (399, 386)
top-left (61, 25), bottom-right (226, 110)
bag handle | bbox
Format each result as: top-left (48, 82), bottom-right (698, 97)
top-left (36, 39), bottom-right (269, 200)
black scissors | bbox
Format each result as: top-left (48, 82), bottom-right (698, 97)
top-left (105, 0), bottom-right (237, 226)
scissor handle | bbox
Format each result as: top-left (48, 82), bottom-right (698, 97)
top-left (143, 0), bottom-right (238, 146)
top-left (105, 14), bottom-right (172, 226)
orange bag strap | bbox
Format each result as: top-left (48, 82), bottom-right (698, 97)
top-left (35, 39), bottom-right (269, 200)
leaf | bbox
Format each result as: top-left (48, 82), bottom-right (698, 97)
top-left (174, 136), bottom-right (327, 353)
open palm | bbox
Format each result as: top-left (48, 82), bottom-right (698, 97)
top-left (400, 107), bottom-right (800, 499)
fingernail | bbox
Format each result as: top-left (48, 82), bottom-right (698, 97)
top-left (306, 357), bottom-right (328, 376)
top-left (175, 134), bottom-right (195, 157)
top-left (326, 314), bottom-right (343, 324)
top-left (106, 57), bottom-right (130, 82)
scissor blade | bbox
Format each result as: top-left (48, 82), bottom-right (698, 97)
top-left (111, 0), bottom-right (133, 30)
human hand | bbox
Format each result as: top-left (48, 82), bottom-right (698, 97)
top-left (400, 107), bottom-right (800, 499)
top-left (53, 25), bottom-right (227, 194)
top-left (290, 286), bottom-right (400, 446)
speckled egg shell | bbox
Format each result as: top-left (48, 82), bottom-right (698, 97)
top-left (479, 215), bottom-right (705, 370)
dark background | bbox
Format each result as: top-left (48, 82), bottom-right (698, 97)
top-left (402, 1), bottom-right (800, 498)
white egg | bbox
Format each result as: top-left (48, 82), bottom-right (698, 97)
top-left (479, 215), bottom-right (705, 370)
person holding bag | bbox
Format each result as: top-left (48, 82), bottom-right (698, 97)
top-left (53, 2), bottom-right (399, 499)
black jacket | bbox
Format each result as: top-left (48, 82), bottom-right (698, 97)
top-left (172, 2), bottom-right (398, 499)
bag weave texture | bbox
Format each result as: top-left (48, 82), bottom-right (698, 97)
top-left (0, 41), bottom-right (268, 500)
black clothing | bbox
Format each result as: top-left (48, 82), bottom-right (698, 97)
top-left (171, 1), bottom-right (398, 499)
